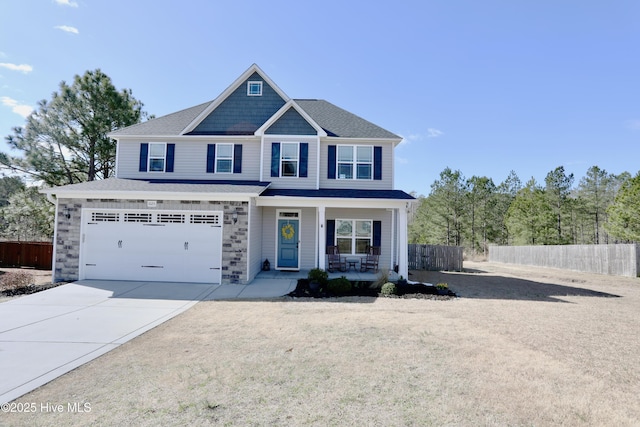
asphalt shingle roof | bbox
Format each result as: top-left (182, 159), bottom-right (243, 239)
top-left (294, 99), bottom-right (400, 139)
top-left (43, 178), bottom-right (270, 196)
top-left (109, 102), bottom-right (211, 136)
top-left (109, 99), bottom-right (399, 140)
top-left (260, 188), bottom-right (414, 200)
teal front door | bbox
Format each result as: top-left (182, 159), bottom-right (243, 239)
top-left (277, 218), bottom-right (299, 269)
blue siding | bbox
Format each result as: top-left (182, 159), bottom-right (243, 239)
top-left (265, 107), bottom-right (317, 135)
top-left (189, 72), bottom-right (286, 135)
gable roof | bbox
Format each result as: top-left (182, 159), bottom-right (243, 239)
top-left (109, 65), bottom-right (400, 140)
top-left (256, 100), bottom-right (327, 137)
top-left (181, 64), bottom-right (289, 136)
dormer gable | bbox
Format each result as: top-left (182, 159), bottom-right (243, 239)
top-left (182, 64), bottom-right (289, 136)
top-left (265, 107), bottom-right (316, 135)
top-left (256, 100), bottom-right (327, 137)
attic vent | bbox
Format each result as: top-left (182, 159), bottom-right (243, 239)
top-left (247, 81), bottom-right (262, 96)
top-left (190, 214), bottom-right (221, 224)
top-left (124, 213), bottom-right (152, 223)
top-left (91, 212), bottom-right (119, 222)
top-left (158, 213), bottom-right (185, 223)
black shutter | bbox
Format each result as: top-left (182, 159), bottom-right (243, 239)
top-left (374, 146), bottom-right (382, 180)
top-left (299, 143), bottom-right (308, 178)
top-left (206, 144), bottom-right (215, 173)
top-left (233, 144), bottom-right (242, 174)
top-left (326, 219), bottom-right (335, 247)
top-left (373, 221), bottom-right (382, 247)
top-left (139, 143), bottom-right (148, 172)
top-left (166, 144), bottom-right (175, 172)
top-left (271, 142), bottom-right (280, 177)
top-left (327, 145), bottom-right (336, 179)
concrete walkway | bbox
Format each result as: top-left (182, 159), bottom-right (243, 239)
top-left (0, 278), bottom-right (296, 404)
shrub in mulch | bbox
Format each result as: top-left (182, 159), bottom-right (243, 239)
top-left (0, 271), bottom-right (62, 297)
top-left (288, 279), bottom-right (456, 300)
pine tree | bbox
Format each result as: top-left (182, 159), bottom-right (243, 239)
top-left (3, 69), bottom-right (150, 186)
top-left (605, 172), bottom-right (640, 242)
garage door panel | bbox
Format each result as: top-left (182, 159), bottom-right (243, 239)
top-left (82, 210), bottom-right (223, 284)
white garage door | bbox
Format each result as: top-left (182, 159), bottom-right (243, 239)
top-left (81, 209), bottom-right (223, 284)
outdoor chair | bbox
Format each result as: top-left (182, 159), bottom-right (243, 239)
top-left (326, 246), bottom-right (346, 272)
top-left (360, 246), bottom-right (380, 273)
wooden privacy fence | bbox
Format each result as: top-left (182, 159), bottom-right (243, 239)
top-left (489, 244), bottom-right (640, 278)
top-left (408, 244), bottom-right (463, 271)
top-left (0, 241), bottom-right (53, 270)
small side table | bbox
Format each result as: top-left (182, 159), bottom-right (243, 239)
top-left (345, 258), bottom-right (359, 271)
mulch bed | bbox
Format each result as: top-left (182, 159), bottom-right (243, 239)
top-left (288, 279), bottom-right (457, 300)
top-left (1, 282), bottom-right (64, 297)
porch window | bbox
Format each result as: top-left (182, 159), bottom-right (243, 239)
top-left (337, 145), bottom-right (373, 180)
top-left (281, 142), bottom-right (299, 177)
top-left (335, 219), bottom-right (372, 254)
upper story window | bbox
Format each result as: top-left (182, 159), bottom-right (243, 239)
top-left (281, 142), bottom-right (299, 177)
top-left (215, 144), bottom-right (233, 173)
top-left (206, 143), bottom-right (242, 174)
top-left (270, 142), bottom-right (308, 178)
top-left (139, 143), bottom-right (175, 173)
top-left (247, 81), bottom-right (263, 96)
top-left (148, 143), bottom-right (167, 172)
top-left (337, 145), bottom-right (373, 180)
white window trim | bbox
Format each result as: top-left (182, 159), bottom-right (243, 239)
top-left (334, 218), bottom-right (373, 255)
top-left (148, 142), bottom-right (167, 173)
top-left (336, 145), bottom-right (373, 180)
top-left (215, 143), bottom-right (234, 174)
top-left (247, 81), bottom-right (263, 96)
top-left (280, 141), bottom-right (300, 178)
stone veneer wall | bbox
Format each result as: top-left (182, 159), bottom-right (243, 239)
top-left (54, 198), bottom-right (249, 284)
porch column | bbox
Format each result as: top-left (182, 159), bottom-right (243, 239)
top-left (318, 205), bottom-right (326, 270)
top-left (398, 205), bottom-right (409, 278)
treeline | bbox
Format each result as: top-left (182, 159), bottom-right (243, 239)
top-left (408, 165), bottom-right (640, 254)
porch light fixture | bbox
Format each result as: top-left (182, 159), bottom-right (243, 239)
top-left (232, 210), bottom-right (238, 224)
top-left (63, 208), bottom-right (71, 219)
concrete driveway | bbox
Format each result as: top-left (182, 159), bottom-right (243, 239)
top-left (0, 280), bottom-right (219, 404)
top-left (0, 277), bottom-right (297, 404)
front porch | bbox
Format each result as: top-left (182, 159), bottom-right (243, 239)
top-left (255, 267), bottom-right (399, 283)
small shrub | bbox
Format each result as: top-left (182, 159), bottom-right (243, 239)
top-left (436, 282), bottom-right (449, 290)
top-left (370, 269), bottom-right (390, 290)
top-left (380, 282), bottom-right (397, 296)
top-left (0, 271), bottom-right (34, 291)
top-left (308, 268), bottom-right (328, 285)
top-left (327, 277), bottom-right (352, 294)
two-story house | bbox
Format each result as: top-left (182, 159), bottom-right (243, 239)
top-left (43, 64), bottom-right (414, 285)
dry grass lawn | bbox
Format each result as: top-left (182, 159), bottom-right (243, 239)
top-left (3, 261), bottom-right (640, 426)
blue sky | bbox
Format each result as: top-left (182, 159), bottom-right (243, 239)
top-left (1, 0), bottom-right (639, 194)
